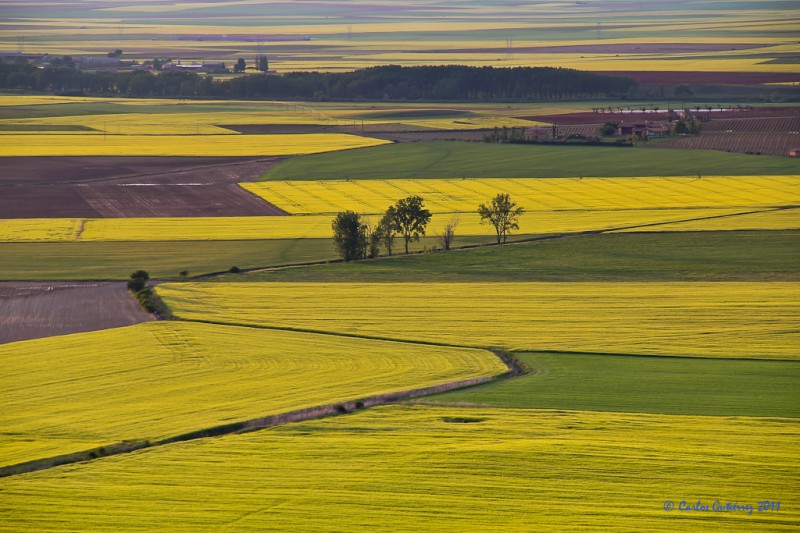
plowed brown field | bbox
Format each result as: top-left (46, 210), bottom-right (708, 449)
top-left (0, 157), bottom-right (286, 218)
top-left (0, 282), bottom-right (153, 344)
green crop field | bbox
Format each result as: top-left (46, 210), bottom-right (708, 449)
top-left (0, 240), bottom-right (334, 281)
top-left (1, 406), bottom-right (797, 532)
top-left (261, 142), bottom-right (800, 181)
top-left (0, 322), bottom-right (502, 467)
top-left (431, 352), bottom-right (800, 417)
top-left (0, 235), bottom-right (497, 281)
top-left (232, 231), bottom-right (800, 283)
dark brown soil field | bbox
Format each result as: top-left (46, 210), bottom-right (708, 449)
top-left (0, 282), bottom-right (153, 344)
top-left (594, 71), bottom-right (800, 84)
top-left (0, 157), bottom-right (287, 218)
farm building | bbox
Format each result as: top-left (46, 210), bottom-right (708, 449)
top-left (162, 61), bottom-right (228, 73)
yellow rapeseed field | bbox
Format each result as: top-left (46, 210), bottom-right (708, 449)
top-left (0, 133), bottom-right (389, 157)
top-left (156, 282), bottom-right (800, 360)
top-left (1, 406), bottom-right (797, 531)
top-left (243, 176), bottom-right (800, 215)
top-left (623, 208), bottom-right (800, 232)
top-left (0, 110), bottom-right (388, 136)
top-left (0, 322), bottom-right (503, 467)
top-left (0, 208), bottom-right (763, 243)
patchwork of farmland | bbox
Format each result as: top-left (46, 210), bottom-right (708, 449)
top-left (1, 7), bottom-right (799, 524)
top-left (2, 0), bottom-right (798, 74)
top-left (1, 406), bottom-right (797, 531)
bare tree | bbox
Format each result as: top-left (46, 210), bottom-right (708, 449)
top-left (437, 215), bottom-right (459, 251)
top-left (363, 216), bottom-right (380, 259)
top-left (478, 193), bottom-right (524, 244)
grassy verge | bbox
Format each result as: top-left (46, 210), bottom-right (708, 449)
top-left (428, 352), bottom-right (800, 417)
top-left (0, 239), bottom-right (335, 280)
top-left (0, 235), bottom-right (495, 280)
top-left (222, 231), bottom-right (800, 283)
top-left (260, 141), bottom-right (800, 181)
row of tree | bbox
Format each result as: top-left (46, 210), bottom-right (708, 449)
top-left (0, 62), bottom-right (637, 100)
top-left (233, 55), bottom-right (270, 73)
top-left (332, 194), bottom-right (525, 262)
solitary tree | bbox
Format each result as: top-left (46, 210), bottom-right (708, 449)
top-left (256, 55), bottom-right (270, 72)
top-left (478, 193), bottom-right (524, 244)
top-left (332, 211), bottom-right (368, 261)
top-left (127, 270), bottom-right (150, 292)
top-left (233, 57), bottom-right (246, 73)
top-left (391, 196), bottom-right (431, 254)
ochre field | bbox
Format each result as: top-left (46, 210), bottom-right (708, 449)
top-left (0, 133), bottom-right (388, 157)
top-left (0, 322), bottom-right (503, 468)
top-left (156, 282), bottom-right (800, 359)
top-left (0, 406), bottom-right (796, 532)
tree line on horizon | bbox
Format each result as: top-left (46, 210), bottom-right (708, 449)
top-left (0, 63), bottom-right (637, 100)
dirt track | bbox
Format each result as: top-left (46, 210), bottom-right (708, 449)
top-left (0, 282), bottom-right (154, 344)
top-left (0, 156), bottom-right (287, 218)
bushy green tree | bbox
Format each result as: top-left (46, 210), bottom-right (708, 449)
top-left (332, 211), bottom-right (368, 261)
top-left (127, 270), bottom-right (149, 292)
top-left (390, 196), bottom-right (431, 254)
